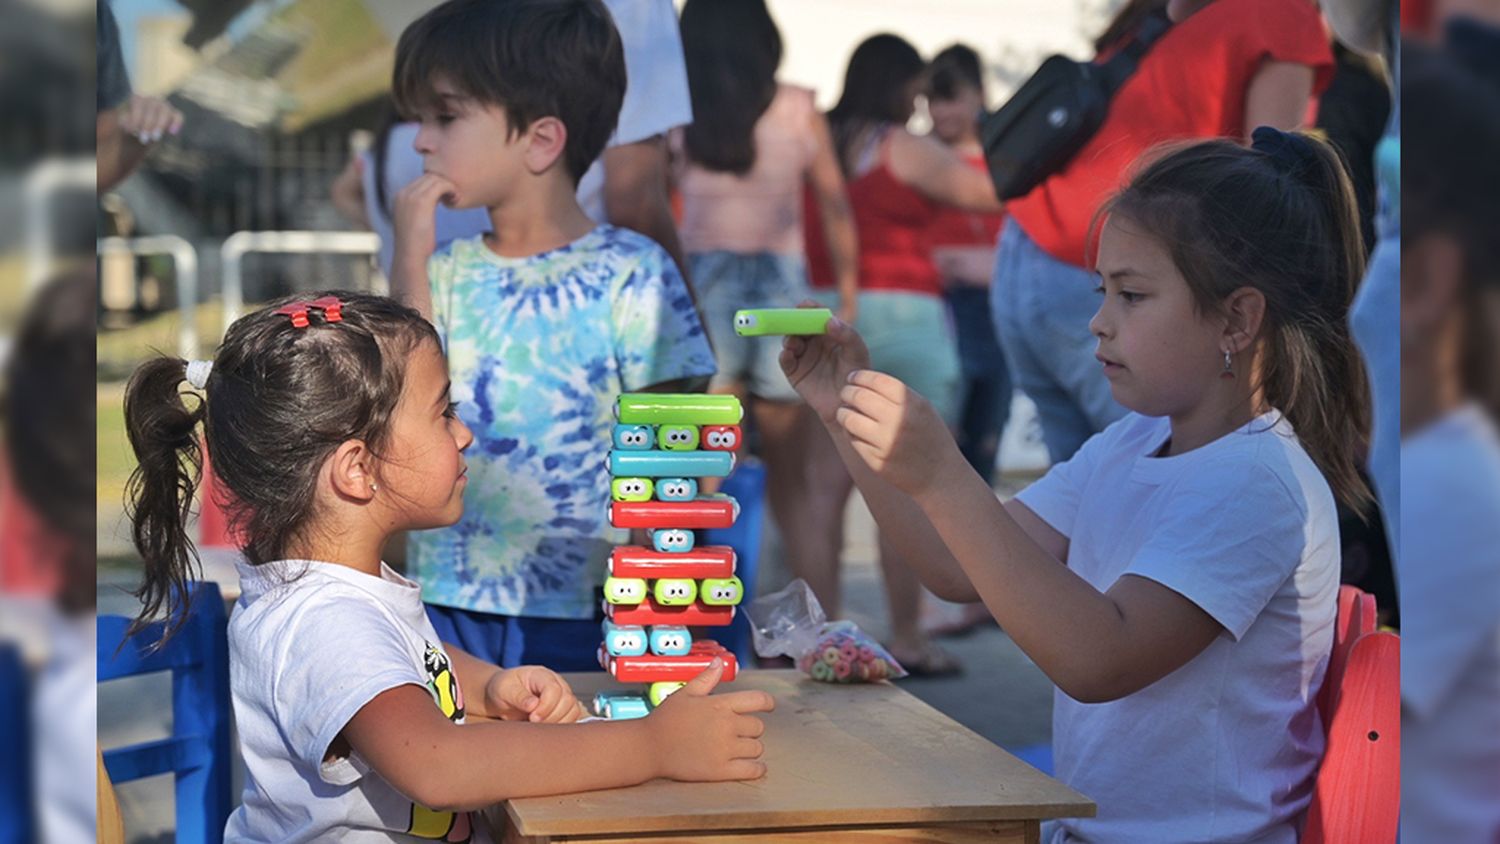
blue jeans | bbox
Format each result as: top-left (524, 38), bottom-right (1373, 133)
top-left (425, 603), bottom-right (604, 672)
top-left (991, 220), bottom-right (1125, 463)
top-left (946, 285), bottom-right (1013, 484)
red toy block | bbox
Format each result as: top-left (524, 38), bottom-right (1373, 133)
top-left (605, 646), bottom-right (738, 683)
top-left (605, 598), bottom-right (735, 626)
top-left (609, 498), bottom-right (738, 529)
top-left (609, 546), bottom-right (736, 579)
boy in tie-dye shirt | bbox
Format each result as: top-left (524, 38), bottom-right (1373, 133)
top-left (388, 0), bottom-right (714, 670)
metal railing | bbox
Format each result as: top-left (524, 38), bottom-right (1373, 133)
top-left (25, 158), bottom-right (97, 289)
top-left (219, 230), bottom-right (381, 332)
top-left (97, 236), bottom-right (201, 359)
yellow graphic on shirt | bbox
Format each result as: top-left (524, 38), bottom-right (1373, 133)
top-left (406, 642), bottom-right (472, 842)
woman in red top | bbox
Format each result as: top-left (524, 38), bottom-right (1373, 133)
top-left (925, 45), bottom-right (1011, 488)
top-left (803, 34), bottom-right (1001, 674)
top-left (993, 0), bottom-right (1333, 462)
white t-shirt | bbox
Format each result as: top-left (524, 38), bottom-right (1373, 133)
top-left (224, 559), bottom-right (491, 843)
top-left (1016, 412), bottom-right (1339, 843)
top-left (575, 0), bottom-right (693, 221)
top-left (1399, 403), bottom-right (1500, 842)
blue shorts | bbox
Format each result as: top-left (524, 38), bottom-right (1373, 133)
top-left (690, 251), bottom-right (809, 402)
top-left (425, 603), bottom-right (604, 672)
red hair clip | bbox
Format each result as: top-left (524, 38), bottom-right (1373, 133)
top-left (307, 295), bottom-right (343, 323)
top-left (274, 302), bottom-right (311, 328)
top-left (274, 296), bottom-right (344, 328)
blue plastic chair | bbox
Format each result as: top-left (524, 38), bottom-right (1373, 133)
top-left (702, 460), bottom-right (767, 663)
top-left (98, 582), bottom-right (233, 844)
top-left (0, 643), bottom-right (33, 844)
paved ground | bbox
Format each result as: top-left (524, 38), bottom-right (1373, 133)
top-left (98, 482), bottom-right (1053, 843)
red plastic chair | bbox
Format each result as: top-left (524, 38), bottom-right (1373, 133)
top-left (198, 444), bottom-right (245, 549)
top-left (1302, 586), bottom-right (1400, 844)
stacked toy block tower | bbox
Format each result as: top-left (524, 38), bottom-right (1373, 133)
top-left (594, 394), bottom-right (746, 720)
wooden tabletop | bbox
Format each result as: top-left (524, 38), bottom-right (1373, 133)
top-left (490, 669), bottom-right (1093, 839)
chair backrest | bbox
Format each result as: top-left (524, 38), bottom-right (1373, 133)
top-left (1303, 585), bottom-right (1399, 844)
top-left (702, 460), bottom-right (767, 664)
top-left (0, 643), bottom-right (34, 844)
top-left (1318, 584), bottom-right (1377, 722)
top-left (98, 581), bottom-right (233, 844)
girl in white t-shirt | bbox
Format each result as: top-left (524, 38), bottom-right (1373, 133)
top-left (781, 128), bottom-right (1372, 843)
top-left (121, 292), bottom-right (773, 843)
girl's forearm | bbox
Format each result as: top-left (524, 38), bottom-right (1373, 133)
top-left (426, 719), bottom-right (660, 812)
top-left (822, 421), bottom-right (978, 601)
top-left (911, 465), bottom-right (1135, 700)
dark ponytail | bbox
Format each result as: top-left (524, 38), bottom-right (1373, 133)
top-left (123, 357), bottom-right (207, 644)
top-left (1102, 130), bottom-right (1373, 513)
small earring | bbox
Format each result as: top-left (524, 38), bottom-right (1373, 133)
top-left (369, 482), bottom-right (379, 493)
top-left (1221, 349), bottom-right (1234, 379)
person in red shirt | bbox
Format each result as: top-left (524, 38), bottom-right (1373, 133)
top-left (994, 0), bottom-right (1333, 462)
top-left (802, 34), bottom-right (1000, 674)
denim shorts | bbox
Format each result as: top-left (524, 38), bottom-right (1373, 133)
top-left (812, 288), bottom-right (961, 425)
top-left (690, 251), bottom-right (810, 402)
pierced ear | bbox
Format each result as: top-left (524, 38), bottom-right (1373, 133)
top-left (524, 116), bottom-right (569, 175)
top-left (1222, 286), bottom-right (1266, 354)
top-left (329, 439), bottom-right (378, 502)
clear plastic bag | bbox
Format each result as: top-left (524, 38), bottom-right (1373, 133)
top-left (745, 579), bottom-right (907, 682)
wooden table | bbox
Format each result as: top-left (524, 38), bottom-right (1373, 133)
top-left (482, 670), bottom-right (1093, 843)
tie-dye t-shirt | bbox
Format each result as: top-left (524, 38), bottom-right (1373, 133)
top-left (408, 225), bottom-right (716, 618)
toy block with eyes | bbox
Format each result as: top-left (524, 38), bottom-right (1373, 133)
top-left (616, 394), bottom-right (743, 426)
top-left (654, 477), bottom-right (698, 501)
top-left (592, 689), bottom-right (652, 720)
top-left (603, 645), bottom-right (739, 683)
top-left (656, 424), bottom-right (699, 451)
top-left (605, 598), bottom-right (735, 626)
top-left (701, 426), bottom-right (741, 451)
top-left (611, 423), bottom-right (654, 451)
top-left (602, 576), bottom-right (648, 605)
top-left (648, 625), bottom-right (693, 656)
top-left (609, 497), bottom-right (738, 530)
top-left (608, 449), bottom-right (734, 478)
top-left (650, 528), bottom-right (696, 554)
top-left (700, 576), bottom-right (744, 606)
top-left (609, 546), bottom-right (735, 579)
top-left (610, 477), bottom-right (654, 502)
top-left (653, 578), bottom-right (697, 606)
top-left (601, 620), bottom-right (649, 656)
top-left (649, 681), bottom-right (687, 706)
top-left (733, 307), bottom-right (832, 336)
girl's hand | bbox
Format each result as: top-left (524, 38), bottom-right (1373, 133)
top-left (392, 172), bottom-right (458, 263)
top-left (646, 658), bottom-right (774, 782)
top-left (486, 666), bottom-right (587, 724)
top-left (779, 302), bottom-right (871, 426)
top-left (836, 368), bottom-right (965, 499)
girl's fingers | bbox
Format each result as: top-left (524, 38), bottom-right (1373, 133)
top-left (732, 759), bottom-right (769, 780)
top-left (839, 383), bottom-right (901, 419)
top-left (736, 714), bottom-right (766, 739)
top-left (734, 738), bottom-right (765, 760)
top-left (846, 368), bottom-right (904, 400)
top-left (835, 405), bottom-right (888, 448)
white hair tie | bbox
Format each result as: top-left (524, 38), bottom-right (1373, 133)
top-left (185, 359), bottom-right (213, 390)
